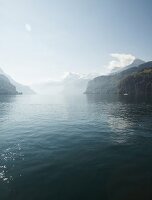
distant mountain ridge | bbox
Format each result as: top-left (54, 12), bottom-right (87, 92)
top-left (32, 72), bottom-right (100, 95)
top-left (85, 60), bottom-right (152, 97)
top-left (110, 58), bottom-right (145, 74)
top-left (0, 68), bottom-right (35, 94)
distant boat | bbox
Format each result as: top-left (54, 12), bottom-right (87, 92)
top-left (124, 93), bottom-right (128, 96)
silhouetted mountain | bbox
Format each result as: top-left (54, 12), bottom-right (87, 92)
top-left (85, 61), bottom-right (152, 97)
top-left (0, 74), bottom-right (19, 95)
top-left (119, 62), bottom-right (152, 97)
top-left (0, 68), bottom-right (35, 94)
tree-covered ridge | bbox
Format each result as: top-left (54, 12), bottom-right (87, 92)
top-left (85, 61), bottom-right (152, 97)
top-left (133, 68), bottom-right (152, 77)
top-left (119, 67), bottom-right (152, 97)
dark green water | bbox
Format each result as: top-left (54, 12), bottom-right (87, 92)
top-left (0, 94), bottom-right (152, 200)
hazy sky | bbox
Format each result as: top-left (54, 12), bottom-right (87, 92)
top-left (0, 0), bottom-right (152, 85)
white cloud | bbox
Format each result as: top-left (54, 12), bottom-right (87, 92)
top-left (25, 23), bottom-right (32, 32)
top-left (107, 53), bottom-right (135, 70)
top-left (62, 72), bottom-right (101, 81)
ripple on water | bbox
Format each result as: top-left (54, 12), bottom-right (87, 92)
top-left (0, 144), bottom-right (24, 184)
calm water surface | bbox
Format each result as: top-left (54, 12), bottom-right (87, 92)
top-left (0, 94), bottom-right (152, 200)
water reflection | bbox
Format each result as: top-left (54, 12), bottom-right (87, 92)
top-left (0, 95), bottom-right (17, 120)
top-left (86, 94), bottom-right (152, 122)
top-left (0, 95), bottom-right (17, 103)
top-left (86, 94), bottom-right (152, 199)
top-left (86, 94), bottom-right (152, 143)
top-left (86, 94), bottom-right (152, 104)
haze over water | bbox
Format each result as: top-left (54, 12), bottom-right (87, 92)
top-left (0, 94), bottom-right (152, 200)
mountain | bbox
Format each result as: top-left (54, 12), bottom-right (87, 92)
top-left (85, 61), bottom-right (152, 97)
top-left (32, 72), bottom-right (99, 95)
top-left (0, 74), bottom-right (19, 95)
top-left (0, 68), bottom-right (35, 94)
top-left (62, 72), bottom-right (90, 94)
top-left (120, 58), bottom-right (145, 71)
top-left (119, 63), bottom-right (152, 97)
top-left (110, 58), bottom-right (145, 74)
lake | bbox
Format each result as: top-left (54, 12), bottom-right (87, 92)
top-left (0, 94), bottom-right (152, 200)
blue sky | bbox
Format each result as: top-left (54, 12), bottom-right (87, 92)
top-left (0, 0), bottom-right (152, 84)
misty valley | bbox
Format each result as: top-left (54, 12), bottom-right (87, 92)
top-left (1, 58), bottom-right (152, 200)
top-left (1, 1), bottom-right (152, 200)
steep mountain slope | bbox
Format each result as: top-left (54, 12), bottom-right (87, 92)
top-left (119, 68), bottom-right (152, 97)
top-left (85, 61), bottom-right (152, 97)
top-left (0, 74), bottom-right (19, 95)
top-left (0, 68), bottom-right (35, 94)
